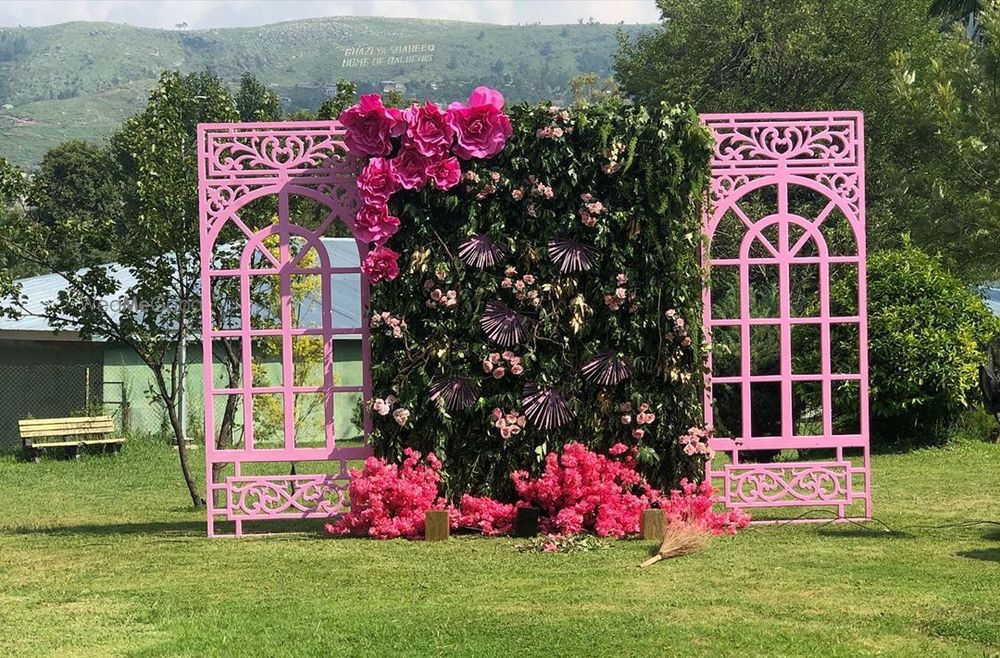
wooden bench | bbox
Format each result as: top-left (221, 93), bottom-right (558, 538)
top-left (18, 416), bottom-right (123, 463)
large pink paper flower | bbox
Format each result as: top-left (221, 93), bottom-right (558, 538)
top-left (447, 86), bottom-right (512, 160)
top-left (338, 94), bottom-right (404, 157)
top-left (426, 156), bottom-right (461, 190)
top-left (403, 101), bottom-right (454, 158)
top-left (361, 245), bottom-right (400, 283)
top-left (391, 147), bottom-right (430, 190)
top-left (354, 204), bottom-right (400, 245)
top-left (357, 157), bottom-right (398, 206)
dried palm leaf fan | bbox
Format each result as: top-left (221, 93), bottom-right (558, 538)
top-left (639, 523), bottom-right (711, 568)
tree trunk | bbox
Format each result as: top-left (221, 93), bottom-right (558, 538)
top-left (168, 400), bottom-right (203, 508)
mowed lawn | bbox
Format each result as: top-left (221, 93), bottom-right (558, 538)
top-left (1, 438), bottom-right (998, 658)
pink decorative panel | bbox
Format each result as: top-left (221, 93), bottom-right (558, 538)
top-left (701, 112), bottom-right (871, 522)
top-left (198, 121), bottom-right (373, 537)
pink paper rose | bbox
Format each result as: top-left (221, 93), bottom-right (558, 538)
top-left (426, 156), bottom-right (461, 190)
top-left (338, 93), bottom-right (404, 156)
top-left (403, 101), bottom-right (454, 158)
top-left (354, 204), bottom-right (400, 245)
top-left (392, 148), bottom-right (430, 190)
top-left (447, 86), bottom-right (512, 160)
top-left (361, 245), bottom-right (401, 284)
top-left (357, 157), bottom-right (398, 206)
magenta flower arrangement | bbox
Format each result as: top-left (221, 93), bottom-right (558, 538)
top-left (326, 444), bottom-right (749, 540)
top-left (339, 87), bottom-right (513, 283)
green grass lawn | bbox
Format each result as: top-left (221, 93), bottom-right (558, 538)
top-left (1, 438), bottom-right (998, 657)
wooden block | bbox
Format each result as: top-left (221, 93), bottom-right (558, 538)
top-left (424, 510), bottom-right (450, 541)
top-left (641, 509), bottom-right (667, 540)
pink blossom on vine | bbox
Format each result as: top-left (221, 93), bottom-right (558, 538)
top-left (426, 156), bottom-right (462, 190)
top-left (361, 245), bottom-right (400, 283)
top-left (402, 100), bottom-right (454, 158)
top-left (447, 86), bottom-right (512, 160)
top-left (357, 157), bottom-right (398, 206)
top-left (338, 93), bottom-right (404, 157)
top-left (393, 408), bottom-right (411, 427)
top-left (391, 147), bottom-right (430, 190)
top-left (354, 203), bottom-right (400, 245)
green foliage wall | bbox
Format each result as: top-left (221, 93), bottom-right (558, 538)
top-left (370, 101), bottom-right (713, 498)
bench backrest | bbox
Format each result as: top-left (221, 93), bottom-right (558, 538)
top-left (18, 416), bottom-right (116, 439)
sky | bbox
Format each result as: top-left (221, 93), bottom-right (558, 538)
top-left (0, 0), bottom-right (662, 29)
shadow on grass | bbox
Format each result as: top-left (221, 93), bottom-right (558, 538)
top-left (813, 526), bottom-right (915, 540)
top-left (2, 520), bottom-right (206, 538)
top-left (956, 548), bottom-right (1000, 563)
top-left (4, 519), bottom-right (332, 539)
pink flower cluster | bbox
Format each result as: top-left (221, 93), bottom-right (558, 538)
top-left (501, 267), bottom-right (541, 307)
top-left (490, 407), bottom-right (527, 439)
top-left (423, 278), bottom-right (458, 310)
top-left (370, 310), bottom-right (406, 338)
top-left (679, 425), bottom-right (715, 460)
top-left (325, 444), bottom-right (750, 540)
top-left (463, 169), bottom-right (503, 201)
top-left (325, 448), bottom-right (444, 539)
top-left (372, 394), bottom-right (410, 427)
top-left (604, 273), bottom-right (637, 313)
top-left (339, 87), bottom-right (512, 284)
top-left (579, 192), bottom-right (606, 227)
top-left (450, 494), bottom-right (518, 535)
top-left (535, 105), bottom-right (574, 140)
top-left (659, 479), bottom-right (750, 535)
top-left (620, 401), bottom-right (656, 440)
top-left (512, 442), bottom-right (656, 538)
top-left (483, 350), bottom-right (524, 378)
top-left (664, 308), bottom-right (692, 347)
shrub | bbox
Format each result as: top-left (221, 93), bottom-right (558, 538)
top-left (829, 243), bottom-right (998, 447)
top-left (369, 99), bottom-right (713, 497)
top-left (327, 443), bottom-right (749, 540)
top-left (325, 448), bottom-right (444, 539)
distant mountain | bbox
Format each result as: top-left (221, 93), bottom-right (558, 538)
top-left (0, 17), bottom-right (647, 168)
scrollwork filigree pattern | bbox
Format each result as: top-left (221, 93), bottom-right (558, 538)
top-left (227, 475), bottom-right (350, 520)
top-left (726, 463), bottom-right (850, 506)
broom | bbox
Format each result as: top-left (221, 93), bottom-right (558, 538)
top-left (639, 523), bottom-right (711, 568)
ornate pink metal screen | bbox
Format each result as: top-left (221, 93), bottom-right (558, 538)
top-left (198, 121), bottom-right (372, 537)
top-left (701, 112), bottom-right (871, 522)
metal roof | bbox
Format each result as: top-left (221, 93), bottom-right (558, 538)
top-left (0, 238), bottom-right (363, 341)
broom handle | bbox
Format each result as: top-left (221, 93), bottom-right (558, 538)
top-left (639, 554), bottom-right (664, 568)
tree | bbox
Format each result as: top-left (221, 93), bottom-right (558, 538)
top-left (27, 141), bottom-right (124, 269)
top-left (235, 72), bottom-right (281, 122)
top-left (890, 3), bottom-right (1000, 281)
top-left (317, 80), bottom-right (357, 120)
top-left (614, 0), bottom-right (941, 247)
top-left (0, 71), bottom-right (250, 508)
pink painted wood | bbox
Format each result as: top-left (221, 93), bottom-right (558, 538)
top-left (197, 121), bottom-right (373, 537)
top-left (700, 112), bottom-right (872, 522)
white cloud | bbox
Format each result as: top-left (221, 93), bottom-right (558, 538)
top-left (0, 0), bottom-right (661, 29)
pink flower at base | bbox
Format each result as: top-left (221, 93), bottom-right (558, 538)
top-left (338, 93), bottom-right (404, 157)
top-left (362, 245), bottom-right (401, 284)
top-left (403, 101), bottom-right (455, 158)
top-left (357, 157), bottom-right (398, 206)
top-left (447, 86), bottom-right (513, 160)
top-left (392, 148), bottom-right (430, 190)
top-left (354, 204), bottom-right (400, 245)
top-left (426, 156), bottom-right (462, 190)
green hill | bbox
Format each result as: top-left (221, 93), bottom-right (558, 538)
top-left (0, 17), bottom-right (645, 168)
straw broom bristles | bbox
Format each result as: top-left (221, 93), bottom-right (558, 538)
top-left (639, 523), bottom-right (711, 568)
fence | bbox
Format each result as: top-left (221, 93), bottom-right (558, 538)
top-left (0, 364), bottom-right (162, 451)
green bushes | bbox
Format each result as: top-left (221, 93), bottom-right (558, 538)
top-left (831, 243), bottom-right (997, 447)
top-left (370, 100), bottom-right (713, 497)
